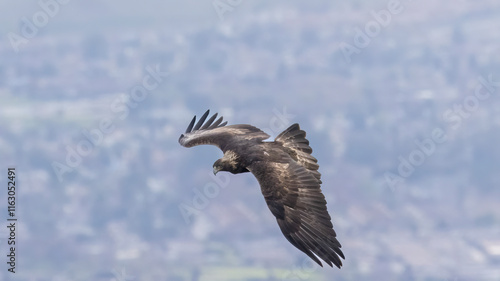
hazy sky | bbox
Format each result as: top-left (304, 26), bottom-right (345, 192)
top-left (0, 1), bottom-right (372, 35)
top-left (1, 0), bottom-right (219, 34)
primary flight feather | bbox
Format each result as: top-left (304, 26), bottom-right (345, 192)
top-left (179, 110), bottom-right (344, 268)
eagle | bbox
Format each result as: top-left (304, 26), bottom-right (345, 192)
top-left (178, 110), bottom-right (344, 268)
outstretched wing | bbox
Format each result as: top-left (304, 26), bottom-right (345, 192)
top-left (179, 110), bottom-right (270, 150)
top-left (248, 153), bottom-right (344, 268)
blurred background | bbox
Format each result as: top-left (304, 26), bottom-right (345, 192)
top-left (1, 0), bottom-right (500, 280)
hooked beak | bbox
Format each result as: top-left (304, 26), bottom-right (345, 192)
top-left (213, 166), bottom-right (219, 175)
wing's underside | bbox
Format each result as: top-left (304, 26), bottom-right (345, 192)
top-left (249, 159), bottom-right (344, 268)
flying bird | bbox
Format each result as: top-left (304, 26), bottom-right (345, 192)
top-left (178, 110), bottom-right (344, 268)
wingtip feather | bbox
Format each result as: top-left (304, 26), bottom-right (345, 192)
top-left (185, 116), bottom-right (196, 133)
top-left (201, 113), bottom-right (218, 130)
top-left (180, 110), bottom-right (229, 147)
top-left (193, 110), bottom-right (210, 130)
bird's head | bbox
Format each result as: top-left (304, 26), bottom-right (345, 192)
top-left (213, 159), bottom-right (224, 175)
top-left (213, 156), bottom-right (249, 175)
